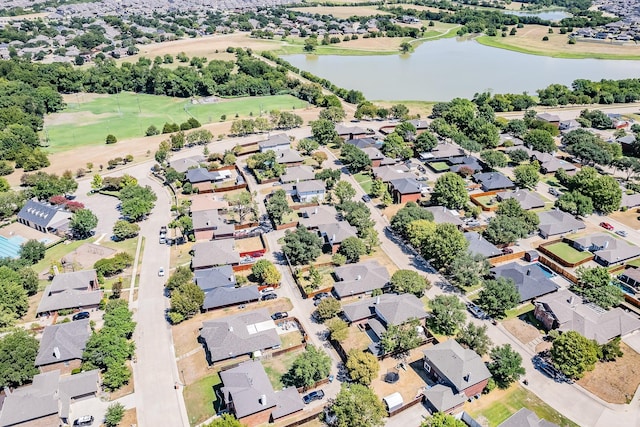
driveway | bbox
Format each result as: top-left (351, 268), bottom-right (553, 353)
top-left (69, 393), bottom-right (136, 426)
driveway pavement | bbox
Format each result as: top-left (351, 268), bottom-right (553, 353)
top-left (74, 181), bottom-right (120, 239)
top-left (69, 393), bottom-right (136, 426)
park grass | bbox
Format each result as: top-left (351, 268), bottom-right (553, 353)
top-left (354, 171), bottom-right (373, 194)
top-left (543, 242), bottom-right (592, 264)
top-left (33, 239), bottom-right (88, 275)
top-left (183, 372), bottom-right (222, 426)
top-left (467, 384), bottom-right (580, 427)
top-left (43, 93), bottom-right (307, 152)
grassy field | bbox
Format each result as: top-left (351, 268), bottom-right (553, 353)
top-left (43, 93), bottom-right (307, 152)
top-left (543, 242), bottom-right (592, 264)
top-left (467, 384), bottom-right (580, 427)
top-left (183, 373), bottom-right (221, 426)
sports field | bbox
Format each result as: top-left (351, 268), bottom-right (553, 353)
top-left (43, 92), bottom-right (308, 152)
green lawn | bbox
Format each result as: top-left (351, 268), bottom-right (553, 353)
top-left (354, 172), bottom-right (373, 194)
top-left (474, 195), bottom-right (499, 209)
top-left (543, 242), bottom-right (592, 264)
top-left (428, 161), bottom-right (450, 172)
top-left (262, 349), bottom-right (303, 390)
top-left (183, 373), bottom-right (222, 426)
top-left (468, 385), bottom-right (579, 427)
top-left (505, 303), bottom-right (535, 320)
top-left (43, 93), bottom-right (307, 152)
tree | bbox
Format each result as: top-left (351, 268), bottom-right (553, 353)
top-left (480, 150), bottom-right (508, 169)
top-left (112, 220), bottom-right (140, 240)
top-left (319, 106), bottom-right (346, 123)
top-left (524, 129), bottom-right (556, 153)
top-left (457, 322), bottom-right (492, 356)
top-left (346, 350), bottom-right (379, 385)
top-left (428, 295), bottom-right (466, 336)
top-left (311, 119), bottom-right (339, 146)
top-left (334, 180), bottom-right (356, 204)
top-left (421, 223), bottom-right (468, 270)
top-left (304, 37), bottom-right (318, 52)
top-left (145, 125), bottom-right (160, 136)
top-left (488, 344), bottom-right (525, 388)
top-left (551, 331), bottom-right (599, 379)
top-left (381, 132), bottom-right (412, 160)
top-left (405, 219), bottom-right (436, 249)
top-left (414, 131), bottom-right (438, 155)
top-left (105, 402), bottom-right (125, 427)
top-left (106, 134), bottom-right (117, 144)
top-left (484, 199), bottom-right (539, 245)
top-left (574, 266), bottom-right (622, 309)
top-left (266, 189), bottom-right (292, 226)
top-left (282, 345), bottom-right (331, 388)
top-left (477, 277), bottom-right (520, 319)
top-left (600, 336), bottom-right (623, 362)
top-left (390, 269), bottom-right (430, 296)
top-left (567, 167), bottom-right (621, 214)
top-left (0, 329), bottom-right (38, 388)
top-left (282, 226), bottom-right (323, 265)
top-left (165, 266), bottom-right (193, 292)
top-left (341, 144), bottom-right (371, 172)
top-left (327, 317), bottom-right (349, 341)
top-left (204, 414), bottom-right (244, 427)
top-left (508, 148), bottom-right (530, 164)
top-left (513, 164), bottom-right (540, 188)
top-left (251, 259), bottom-right (281, 285)
top-left (555, 191), bottom-right (594, 216)
top-left (119, 185), bottom-right (157, 221)
top-left (315, 297), bottom-right (341, 322)
top-left (399, 41), bottom-right (414, 54)
top-left (19, 239), bottom-right (46, 264)
top-left (390, 202), bottom-right (434, 238)
top-left (169, 215), bottom-right (193, 242)
top-left (338, 237), bottom-right (366, 263)
top-left (338, 201), bottom-right (374, 235)
top-left (225, 191), bottom-right (257, 224)
top-left (421, 412), bottom-right (465, 427)
top-left (169, 282), bottom-right (205, 322)
top-left (70, 209), bottom-right (98, 238)
top-left (431, 173), bottom-right (469, 209)
top-left (445, 252), bottom-right (490, 290)
top-left (330, 384), bottom-right (386, 427)
top-left (298, 139), bottom-right (319, 155)
top-left (380, 318), bottom-right (422, 354)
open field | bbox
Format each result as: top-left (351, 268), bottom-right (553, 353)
top-left (44, 92), bottom-right (307, 152)
top-left (290, 5), bottom-right (390, 18)
top-left (466, 384), bottom-right (580, 427)
top-left (373, 100), bottom-right (436, 118)
top-left (543, 241), bottom-right (592, 264)
top-left (476, 25), bottom-right (640, 60)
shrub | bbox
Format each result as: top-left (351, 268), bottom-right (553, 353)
top-left (105, 134), bottom-right (117, 144)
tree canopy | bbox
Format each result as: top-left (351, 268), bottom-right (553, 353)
top-left (428, 295), bottom-right (466, 336)
top-left (477, 277), bottom-right (520, 319)
top-left (0, 329), bottom-right (39, 388)
top-left (282, 226), bottom-right (323, 266)
top-left (346, 350), bottom-right (379, 385)
top-left (488, 344), bottom-right (525, 388)
top-left (550, 331), bottom-right (599, 379)
top-left (390, 269), bottom-right (431, 296)
top-left (431, 172), bottom-right (469, 210)
top-left (421, 223), bottom-right (468, 270)
top-left (282, 345), bottom-right (331, 388)
top-left (330, 384), bottom-right (386, 427)
top-left (574, 266), bottom-right (622, 309)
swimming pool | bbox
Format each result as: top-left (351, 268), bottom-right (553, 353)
top-left (534, 263), bottom-right (556, 279)
top-left (0, 235), bottom-right (26, 259)
top-left (616, 281), bottom-right (636, 296)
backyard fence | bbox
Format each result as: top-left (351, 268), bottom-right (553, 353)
top-left (488, 251), bottom-right (525, 266)
top-left (539, 256), bottom-right (578, 284)
top-left (536, 239), bottom-right (594, 268)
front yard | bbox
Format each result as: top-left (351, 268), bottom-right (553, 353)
top-left (354, 172), bottom-right (373, 194)
top-left (183, 372), bottom-right (222, 426)
top-left (543, 241), bottom-right (592, 265)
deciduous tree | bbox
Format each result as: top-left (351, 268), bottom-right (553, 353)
top-left (70, 208), bottom-right (98, 238)
top-left (477, 277), bottom-right (520, 319)
top-left (551, 331), bottom-right (599, 379)
top-left (428, 295), bottom-right (466, 336)
top-left (346, 350), bottom-right (379, 385)
top-left (431, 172), bottom-right (469, 209)
top-left (330, 384), bottom-right (386, 427)
top-left (488, 344), bottom-right (525, 388)
top-left (421, 223), bottom-right (468, 270)
top-left (282, 345), bottom-right (331, 388)
top-left (282, 226), bottom-right (323, 265)
top-left (457, 322), bottom-right (492, 356)
top-left (390, 269), bottom-right (430, 296)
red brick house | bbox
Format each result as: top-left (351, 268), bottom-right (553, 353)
top-left (389, 177), bottom-right (424, 204)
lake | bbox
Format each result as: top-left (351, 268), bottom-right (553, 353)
top-left (505, 10), bottom-right (570, 21)
top-left (284, 38), bottom-right (640, 101)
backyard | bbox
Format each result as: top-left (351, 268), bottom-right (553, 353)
top-left (473, 195), bottom-right (499, 210)
top-left (542, 242), bottom-right (592, 265)
top-left (262, 349), bottom-right (305, 390)
top-left (44, 93), bottom-right (308, 152)
top-left (297, 265), bottom-right (335, 294)
top-left (427, 161), bottom-right (450, 172)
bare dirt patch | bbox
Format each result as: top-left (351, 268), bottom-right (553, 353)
top-left (178, 350), bottom-right (214, 385)
top-left (45, 111), bottom-right (116, 127)
top-left (119, 408), bottom-right (137, 427)
top-left (372, 345), bottom-right (432, 403)
top-left (610, 209), bottom-right (640, 230)
top-left (578, 342), bottom-right (640, 404)
top-left (502, 318), bottom-right (542, 345)
top-left (62, 243), bottom-right (117, 270)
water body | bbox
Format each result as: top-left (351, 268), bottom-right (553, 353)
top-left (505, 10), bottom-right (570, 21)
top-left (284, 38), bottom-right (640, 101)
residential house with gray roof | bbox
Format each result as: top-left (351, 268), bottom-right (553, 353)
top-left (499, 134), bottom-right (524, 146)
top-left (473, 172), bottom-right (515, 191)
top-left (169, 155), bottom-right (205, 173)
top-left (569, 233), bottom-right (640, 266)
top-left (37, 270), bottom-right (101, 316)
top-left (534, 289), bottom-right (640, 344)
top-left (298, 205), bottom-right (340, 229)
top-left (345, 137), bottom-right (378, 149)
top-left (422, 340), bottom-right (491, 411)
top-left (258, 133), bottom-right (290, 152)
top-left (491, 262), bottom-right (559, 302)
top-left (333, 260), bottom-right (390, 299)
top-left (186, 167), bottom-right (232, 184)
top-left (17, 199), bottom-right (73, 234)
top-left (424, 206), bottom-right (464, 228)
top-left (342, 293), bottom-right (427, 325)
top-left (292, 179), bottom-right (325, 202)
top-left (0, 369), bottom-right (99, 427)
top-left (280, 165), bottom-right (316, 184)
top-left (35, 319), bottom-right (90, 374)
top-left (200, 309), bottom-right (281, 364)
top-left (275, 149), bottom-right (304, 167)
top-left (195, 265), bottom-right (236, 291)
top-left (191, 240), bottom-right (242, 270)
top-left (536, 113), bottom-right (561, 126)
top-left (537, 210), bottom-right (586, 239)
top-left (619, 267), bottom-right (640, 290)
top-left (419, 143), bottom-right (464, 162)
top-left (372, 164), bottom-right (410, 182)
top-left (464, 232), bottom-right (501, 258)
top-left (449, 156), bottom-right (483, 174)
top-left (621, 193), bottom-right (640, 209)
top-left (203, 286), bottom-right (260, 311)
top-left (192, 209), bottom-right (234, 241)
top-left (335, 124), bottom-right (369, 140)
top-left (317, 221), bottom-right (358, 254)
top-left (496, 189), bottom-right (546, 211)
top-left (498, 408), bottom-right (559, 427)
top-left (220, 360), bottom-right (303, 426)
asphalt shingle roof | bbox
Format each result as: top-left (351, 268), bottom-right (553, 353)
top-left (203, 285), bottom-right (260, 310)
top-left (195, 265), bottom-right (236, 292)
top-left (491, 262), bottom-right (559, 302)
top-left (422, 340), bottom-right (491, 393)
top-left (35, 319), bottom-right (90, 366)
top-left (537, 210), bottom-right (586, 238)
top-left (18, 199), bottom-right (72, 229)
top-left (333, 260), bottom-right (390, 298)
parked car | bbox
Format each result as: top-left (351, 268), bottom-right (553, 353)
top-left (502, 247), bottom-right (514, 254)
top-left (361, 195), bottom-right (371, 202)
top-left (616, 230), bottom-right (628, 237)
top-left (548, 188), bottom-right (561, 196)
top-left (272, 312), bottom-right (288, 320)
top-left (466, 303), bottom-right (487, 320)
top-left (313, 292), bottom-right (331, 306)
top-left (158, 267), bottom-right (165, 277)
top-left (600, 222), bottom-right (614, 231)
top-left (260, 287), bottom-right (275, 295)
top-left (262, 293), bottom-right (278, 301)
top-left (72, 311), bottom-right (90, 321)
top-left (303, 389), bottom-right (325, 404)
top-left (73, 416), bottom-right (94, 426)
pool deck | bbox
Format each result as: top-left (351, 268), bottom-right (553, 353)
top-left (0, 222), bottom-right (60, 245)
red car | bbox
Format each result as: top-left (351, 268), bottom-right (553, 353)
top-left (600, 222), bottom-right (614, 231)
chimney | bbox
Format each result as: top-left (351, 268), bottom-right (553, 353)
top-left (375, 295), bottom-right (380, 305)
top-left (314, 207), bottom-right (318, 214)
top-left (53, 346), bottom-right (61, 360)
top-left (296, 178), bottom-right (299, 183)
top-left (526, 269), bottom-right (531, 276)
top-left (228, 326), bottom-right (233, 332)
top-left (464, 373), bottom-right (471, 382)
top-left (568, 296), bottom-right (575, 305)
top-left (260, 395), bottom-right (267, 406)
top-left (331, 234), bottom-right (336, 243)
top-left (356, 275), bottom-right (361, 280)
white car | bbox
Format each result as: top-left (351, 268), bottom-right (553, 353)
top-left (158, 267), bottom-right (165, 277)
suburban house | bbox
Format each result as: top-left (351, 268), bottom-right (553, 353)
top-left (568, 233), bottom-right (640, 266)
top-left (422, 340), bottom-right (491, 412)
top-left (534, 289), bottom-right (640, 344)
top-left (617, 134), bottom-right (637, 154)
top-left (464, 231), bottom-right (502, 258)
top-left (449, 156), bottom-right (483, 174)
top-left (424, 206), bottom-right (464, 228)
top-left (332, 260), bottom-right (390, 299)
top-left (194, 265), bottom-right (259, 311)
top-left (559, 120), bottom-right (581, 132)
top-left (498, 408), bottom-right (559, 427)
top-left (336, 124), bottom-right (369, 140)
top-left (17, 199), bottom-right (73, 234)
top-left (538, 157), bottom-right (577, 174)
top-left (419, 143), bottom-right (464, 162)
top-left (298, 205), bottom-right (340, 229)
top-left (621, 193), bottom-right (640, 209)
top-left (372, 164), bottom-right (410, 182)
top-left (496, 189), bottom-right (546, 211)
top-left (491, 262), bottom-right (559, 302)
top-left (537, 210), bottom-right (586, 239)
top-left (536, 112), bottom-right (561, 127)
top-left (37, 270), bottom-right (101, 316)
top-left (280, 165), bottom-right (316, 184)
top-left (169, 155), bottom-right (205, 173)
top-left (189, 194), bottom-right (229, 213)
top-left (473, 172), bottom-right (515, 192)
top-left (345, 137), bottom-right (378, 149)
top-left (291, 179), bottom-right (325, 202)
top-left (422, 384), bottom-right (468, 415)
top-left (407, 119), bottom-right (430, 134)
top-left (35, 319), bottom-right (90, 374)
top-left (499, 134), bottom-right (524, 146)
top-left (0, 369), bottom-right (100, 427)
top-left (186, 168), bottom-right (232, 184)
top-left (200, 309), bottom-right (282, 364)
top-left (192, 209), bottom-right (234, 241)
top-left (389, 177), bottom-right (425, 203)
top-left (619, 267), bottom-right (640, 291)
top-left (258, 133), bottom-right (290, 152)
top-left (342, 293), bottom-right (428, 355)
top-left (191, 240), bottom-right (242, 270)
top-left (219, 360), bottom-right (304, 426)
top-left (317, 222), bottom-right (358, 254)
top-left (275, 149), bottom-right (304, 167)
top-left (362, 146), bottom-right (385, 167)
